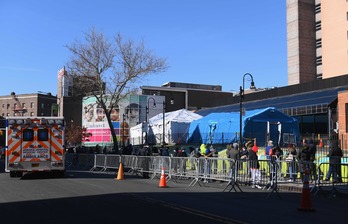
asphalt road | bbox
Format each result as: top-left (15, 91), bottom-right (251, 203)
top-left (0, 159), bottom-right (347, 224)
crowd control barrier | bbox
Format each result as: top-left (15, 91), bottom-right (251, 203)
top-left (65, 153), bottom-right (348, 197)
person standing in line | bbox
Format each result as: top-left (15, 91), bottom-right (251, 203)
top-left (177, 147), bottom-right (187, 174)
top-left (189, 147), bottom-right (197, 170)
top-left (265, 140), bottom-right (274, 159)
top-left (239, 145), bottom-right (249, 174)
top-left (202, 145), bottom-right (213, 182)
top-left (171, 147), bottom-right (179, 172)
top-left (210, 145), bottom-right (218, 175)
top-left (161, 146), bottom-right (169, 156)
top-left (131, 145), bottom-right (139, 156)
top-left (269, 145), bottom-right (283, 183)
top-left (227, 143), bottom-right (240, 160)
top-left (247, 141), bottom-right (261, 189)
top-left (285, 144), bottom-right (297, 182)
top-left (227, 143), bottom-right (240, 172)
top-left (139, 145), bottom-right (151, 179)
top-left (325, 140), bottom-right (343, 183)
top-left (199, 143), bottom-right (207, 157)
top-left (298, 140), bottom-right (311, 182)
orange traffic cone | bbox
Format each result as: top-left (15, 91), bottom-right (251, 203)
top-left (298, 170), bottom-right (315, 212)
top-left (116, 162), bottom-right (124, 180)
top-left (159, 166), bottom-right (167, 188)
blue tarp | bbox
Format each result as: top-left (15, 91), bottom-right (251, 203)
top-left (187, 107), bottom-right (300, 146)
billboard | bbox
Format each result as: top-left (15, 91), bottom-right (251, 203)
top-left (81, 95), bottom-right (164, 147)
top-left (82, 96), bottom-right (132, 147)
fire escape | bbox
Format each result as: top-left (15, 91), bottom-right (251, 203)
top-left (11, 92), bottom-right (27, 116)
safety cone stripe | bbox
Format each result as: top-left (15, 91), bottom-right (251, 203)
top-left (298, 170), bottom-right (315, 212)
top-left (159, 167), bottom-right (168, 188)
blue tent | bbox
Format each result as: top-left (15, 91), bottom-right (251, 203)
top-left (187, 107), bottom-right (300, 146)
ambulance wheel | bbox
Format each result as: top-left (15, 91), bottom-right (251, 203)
top-left (57, 170), bottom-right (65, 178)
top-left (10, 171), bottom-right (23, 178)
top-left (52, 170), bottom-right (65, 178)
top-left (10, 171), bottom-right (16, 177)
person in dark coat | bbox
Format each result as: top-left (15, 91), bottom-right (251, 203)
top-left (227, 143), bottom-right (240, 171)
top-left (325, 140), bottom-right (343, 182)
top-left (227, 143), bottom-right (240, 161)
top-left (298, 140), bottom-right (311, 181)
top-left (139, 145), bottom-right (151, 178)
top-left (247, 141), bottom-right (261, 189)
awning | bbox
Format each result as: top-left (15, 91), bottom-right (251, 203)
top-left (196, 86), bottom-right (347, 116)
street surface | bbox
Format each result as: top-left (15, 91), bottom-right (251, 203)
top-left (0, 159), bottom-right (347, 223)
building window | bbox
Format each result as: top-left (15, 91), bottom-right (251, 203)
top-left (22, 103), bottom-right (26, 108)
top-left (41, 103), bottom-right (45, 109)
top-left (316, 38), bottom-right (322, 48)
top-left (316, 56), bottom-right (322, 65)
top-left (1, 104), bottom-right (4, 108)
top-left (14, 103), bottom-right (17, 109)
top-left (30, 112), bottom-right (34, 116)
top-left (7, 104), bottom-right (10, 109)
top-left (31, 102), bottom-right (34, 108)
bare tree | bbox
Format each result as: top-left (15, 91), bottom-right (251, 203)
top-left (65, 122), bottom-right (83, 146)
top-left (65, 27), bottom-right (168, 151)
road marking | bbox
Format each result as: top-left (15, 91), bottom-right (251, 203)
top-left (129, 193), bottom-right (247, 224)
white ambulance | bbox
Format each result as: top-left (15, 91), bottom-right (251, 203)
top-left (5, 117), bottom-right (65, 177)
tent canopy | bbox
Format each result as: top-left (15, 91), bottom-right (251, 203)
top-left (187, 107), bottom-right (300, 146)
top-left (129, 109), bottom-right (202, 146)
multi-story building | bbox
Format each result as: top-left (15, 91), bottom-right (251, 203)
top-left (287, 0), bottom-right (348, 85)
top-left (141, 81), bottom-right (236, 112)
top-left (57, 67), bottom-right (82, 129)
top-left (0, 92), bottom-right (58, 118)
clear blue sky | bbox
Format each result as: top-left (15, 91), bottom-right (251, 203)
top-left (0, 0), bottom-right (287, 96)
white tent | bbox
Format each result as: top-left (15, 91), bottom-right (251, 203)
top-left (129, 109), bottom-right (202, 146)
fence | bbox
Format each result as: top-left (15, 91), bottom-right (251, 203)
top-left (65, 153), bottom-right (348, 197)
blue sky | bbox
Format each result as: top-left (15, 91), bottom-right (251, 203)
top-left (0, 0), bottom-right (287, 96)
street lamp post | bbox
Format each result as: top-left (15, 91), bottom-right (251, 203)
top-left (145, 97), bottom-right (156, 144)
top-left (162, 99), bottom-right (174, 147)
top-left (145, 97), bottom-right (156, 123)
top-left (239, 73), bottom-right (256, 150)
top-left (162, 101), bottom-right (166, 147)
top-left (122, 113), bottom-right (126, 148)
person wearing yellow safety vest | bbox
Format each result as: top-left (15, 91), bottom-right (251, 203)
top-left (198, 144), bottom-right (207, 177)
top-left (200, 143), bottom-right (207, 156)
